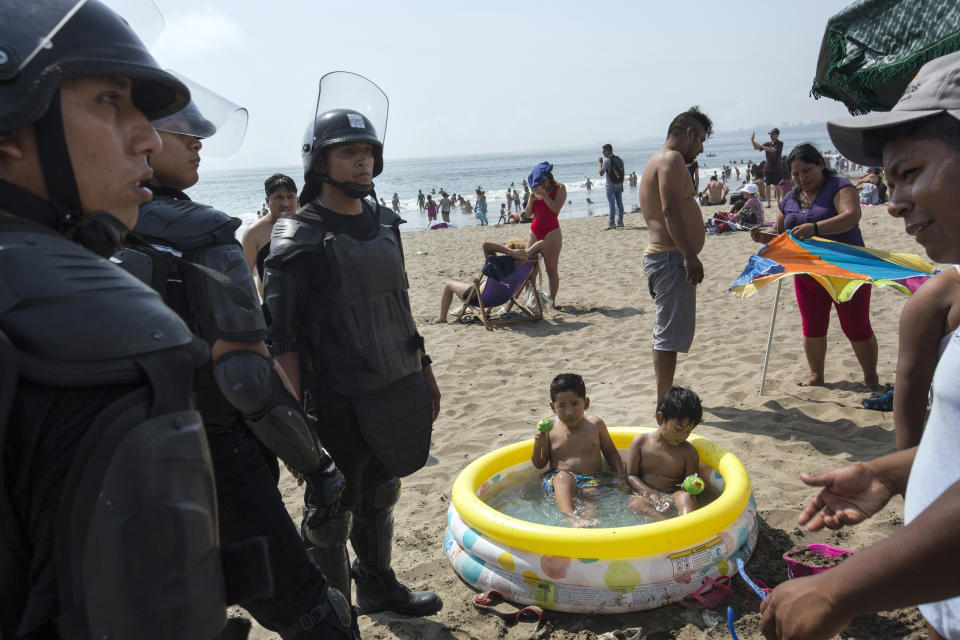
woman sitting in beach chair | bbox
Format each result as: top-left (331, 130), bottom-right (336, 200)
top-left (434, 238), bottom-right (543, 325)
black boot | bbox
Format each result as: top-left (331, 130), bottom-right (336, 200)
top-left (352, 560), bottom-right (442, 617)
top-left (350, 506), bottom-right (442, 616)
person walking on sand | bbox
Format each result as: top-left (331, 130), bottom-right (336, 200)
top-left (600, 143), bottom-right (626, 229)
top-left (640, 106), bottom-right (712, 402)
top-left (752, 127), bottom-right (784, 208)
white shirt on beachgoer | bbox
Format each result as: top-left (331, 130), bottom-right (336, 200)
top-left (904, 325), bottom-right (960, 639)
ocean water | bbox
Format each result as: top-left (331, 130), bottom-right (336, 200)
top-left (186, 127), bottom-right (839, 237)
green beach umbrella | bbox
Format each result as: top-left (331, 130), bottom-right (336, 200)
top-left (811, 0), bottom-right (960, 114)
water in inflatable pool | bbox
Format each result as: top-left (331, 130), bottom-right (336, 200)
top-left (479, 467), bottom-right (720, 528)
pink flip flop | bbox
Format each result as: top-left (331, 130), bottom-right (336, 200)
top-left (680, 576), bottom-right (734, 609)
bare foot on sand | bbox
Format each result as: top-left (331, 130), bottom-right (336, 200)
top-left (864, 377), bottom-right (882, 392)
top-left (796, 373), bottom-right (825, 387)
top-left (432, 317), bottom-right (447, 324)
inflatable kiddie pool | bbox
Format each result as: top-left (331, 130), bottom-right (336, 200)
top-left (445, 427), bottom-right (758, 613)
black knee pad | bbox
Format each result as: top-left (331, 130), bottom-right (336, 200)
top-left (358, 477), bottom-right (400, 516)
top-left (302, 510), bottom-right (352, 550)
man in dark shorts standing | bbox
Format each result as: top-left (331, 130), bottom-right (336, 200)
top-left (640, 106), bottom-right (712, 402)
top-left (752, 127), bottom-right (784, 208)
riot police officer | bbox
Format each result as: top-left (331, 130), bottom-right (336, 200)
top-left (264, 72), bottom-right (442, 617)
top-left (0, 1), bottom-right (235, 637)
top-left (115, 74), bottom-right (359, 639)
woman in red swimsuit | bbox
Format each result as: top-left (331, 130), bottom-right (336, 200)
top-left (525, 161), bottom-right (566, 310)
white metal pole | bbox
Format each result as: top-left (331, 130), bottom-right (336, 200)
top-left (759, 280), bottom-right (783, 395)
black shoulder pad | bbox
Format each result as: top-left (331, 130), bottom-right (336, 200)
top-left (375, 203), bottom-right (404, 229)
top-left (265, 212), bottom-right (326, 266)
top-left (133, 196), bottom-right (241, 252)
top-left (0, 227), bottom-right (195, 385)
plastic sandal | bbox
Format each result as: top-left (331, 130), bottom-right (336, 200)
top-left (862, 388), bottom-right (894, 411)
top-left (679, 576), bottom-right (733, 609)
top-left (597, 627), bottom-right (642, 640)
top-left (515, 605), bottom-right (544, 628)
top-left (472, 590), bottom-right (519, 624)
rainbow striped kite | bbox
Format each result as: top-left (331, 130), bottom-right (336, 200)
top-left (729, 232), bottom-right (937, 302)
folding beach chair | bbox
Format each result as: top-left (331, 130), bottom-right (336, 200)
top-left (456, 258), bottom-right (543, 330)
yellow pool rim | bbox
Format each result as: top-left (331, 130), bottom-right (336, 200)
top-left (450, 427), bottom-right (752, 559)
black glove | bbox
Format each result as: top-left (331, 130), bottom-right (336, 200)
top-left (303, 448), bottom-right (346, 527)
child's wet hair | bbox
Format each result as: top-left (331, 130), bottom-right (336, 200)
top-left (657, 386), bottom-right (702, 426)
top-left (550, 373), bottom-right (586, 401)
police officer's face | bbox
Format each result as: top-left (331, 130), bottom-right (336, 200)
top-left (324, 143), bottom-right (375, 184)
top-left (267, 186), bottom-right (297, 217)
top-left (0, 76), bottom-right (161, 229)
top-left (150, 131), bottom-right (202, 192)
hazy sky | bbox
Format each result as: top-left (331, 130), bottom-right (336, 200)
top-left (144, 0), bottom-right (854, 168)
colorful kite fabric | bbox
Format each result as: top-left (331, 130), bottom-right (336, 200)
top-left (729, 232), bottom-right (936, 303)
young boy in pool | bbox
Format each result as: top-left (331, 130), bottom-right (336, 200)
top-left (625, 386), bottom-right (703, 520)
top-left (531, 373), bottom-right (624, 526)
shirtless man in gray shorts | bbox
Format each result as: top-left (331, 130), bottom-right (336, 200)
top-left (640, 106), bottom-right (711, 402)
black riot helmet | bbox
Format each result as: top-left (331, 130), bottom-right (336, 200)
top-left (0, 0), bottom-right (189, 256)
top-left (300, 72), bottom-right (388, 203)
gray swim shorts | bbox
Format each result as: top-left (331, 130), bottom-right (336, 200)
top-left (644, 250), bottom-right (696, 353)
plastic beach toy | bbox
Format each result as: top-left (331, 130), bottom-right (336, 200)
top-left (537, 418), bottom-right (553, 434)
top-left (683, 474), bottom-right (705, 495)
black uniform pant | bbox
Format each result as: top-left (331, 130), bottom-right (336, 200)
top-left (303, 386), bottom-right (395, 517)
top-left (207, 422), bottom-right (327, 632)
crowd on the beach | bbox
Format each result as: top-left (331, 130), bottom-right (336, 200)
top-left (4, 1), bottom-right (960, 639)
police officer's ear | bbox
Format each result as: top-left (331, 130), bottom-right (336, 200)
top-left (0, 128), bottom-right (29, 163)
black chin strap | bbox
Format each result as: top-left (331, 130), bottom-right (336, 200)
top-left (34, 88), bottom-right (84, 216)
top-left (320, 174), bottom-right (376, 200)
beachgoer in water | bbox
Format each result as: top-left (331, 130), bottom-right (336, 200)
top-left (417, 189), bottom-right (425, 212)
top-left (433, 238), bottom-right (540, 321)
top-left (625, 386), bottom-right (703, 519)
top-left (531, 374), bottom-right (624, 527)
top-left (585, 177), bottom-right (593, 191)
top-left (641, 106), bottom-right (711, 402)
top-left (242, 173), bottom-right (298, 296)
top-left (425, 194), bottom-right (438, 221)
top-left (440, 192), bottom-right (452, 221)
top-left (392, 192), bottom-right (400, 212)
top-left (524, 161), bottom-right (566, 309)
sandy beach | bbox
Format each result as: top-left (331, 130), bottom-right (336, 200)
top-left (249, 202), bottom-right (930, 640)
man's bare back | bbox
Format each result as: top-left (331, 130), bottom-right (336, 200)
top-left (640, 147), bottom-right (705, 260)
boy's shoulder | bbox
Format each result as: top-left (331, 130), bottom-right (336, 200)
top-left (582, 413), bottom-right (607, 429)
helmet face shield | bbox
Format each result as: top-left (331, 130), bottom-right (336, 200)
top-left (0, 0), bottom-right (164, 79)
top-left (302, 71), bottom-right (388, 177)
top-left (152, 70), bottom-right (248, 158)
